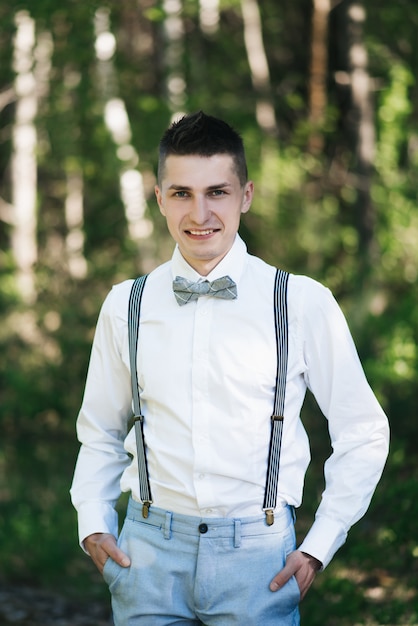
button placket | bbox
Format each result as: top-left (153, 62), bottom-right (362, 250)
top-left (191, 299), bottom-right (214, 510)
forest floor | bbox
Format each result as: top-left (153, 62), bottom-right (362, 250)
top-left (0, 586), bottom-right (112, 626)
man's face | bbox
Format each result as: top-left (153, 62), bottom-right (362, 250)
top-left (155, 154), bottom-right (253, 276)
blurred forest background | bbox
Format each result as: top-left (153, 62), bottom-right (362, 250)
top-left (0, 0), bottom-right (417, 624)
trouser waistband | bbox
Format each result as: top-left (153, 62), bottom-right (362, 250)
top-left (126, 497), bottom-right (294, 546)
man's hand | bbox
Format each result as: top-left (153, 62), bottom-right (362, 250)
top-left (270, 550), bottom-right (322, 600)
top-left (84, 533), bottom-right (131, 575)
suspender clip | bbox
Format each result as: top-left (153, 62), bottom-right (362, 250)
top-left (134, 414), bottom-right (144, 423)
top-left (271, 415), bottom-right (284, 422)
top-left (264, 509), bottom-right (275, 526)
top-left (142, 501), bottom-right (152, 518)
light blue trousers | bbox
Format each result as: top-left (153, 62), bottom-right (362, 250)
top-left (103, 498), bottom-right (300, 625)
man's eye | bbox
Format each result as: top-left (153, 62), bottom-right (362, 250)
top-left (174, 191), bottom-right (189, 198)
top-left (210, 189), bottom-right (226, 196)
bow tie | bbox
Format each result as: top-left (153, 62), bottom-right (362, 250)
top-left (172, 275), bottom-right (237, 306)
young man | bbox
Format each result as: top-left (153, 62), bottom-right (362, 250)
top-left (70, 111), bottom-right (389, 625)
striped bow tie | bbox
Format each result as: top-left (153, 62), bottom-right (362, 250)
top-left (172, 275), bottom-right (237, 306)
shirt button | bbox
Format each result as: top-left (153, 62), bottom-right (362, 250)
top-left (198, 523), bottom-right (208, 534)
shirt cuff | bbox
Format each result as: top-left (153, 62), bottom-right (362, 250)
top-left (298, 516), bottom-right (348, 569)
top-left (77, 501), bottom-right (120, 554)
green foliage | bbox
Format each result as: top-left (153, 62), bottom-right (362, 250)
top-left (301, 456), bottom-right (418, 625)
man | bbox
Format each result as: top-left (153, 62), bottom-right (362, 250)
top-left (70, 111), bottom-right (389, 625)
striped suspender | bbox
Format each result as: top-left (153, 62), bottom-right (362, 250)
top-left (128, 274), bottom-right (152, 518)
top-left (128, 269), bottom-right (289, 524)
top-left (263, 269), bottom-right (289, 525)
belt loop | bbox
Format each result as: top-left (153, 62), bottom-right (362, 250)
top-left (233, 520), bottom-right (241, 548)
top-left (164, 511), bottom-right (173, 540)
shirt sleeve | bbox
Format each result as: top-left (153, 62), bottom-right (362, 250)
top-left (296, 279), bottom-right (389, 568)
top-left (70, 282), bottom-right (133, 550)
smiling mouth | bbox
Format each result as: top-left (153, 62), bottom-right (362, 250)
top-left (186, 229), bottom-right (218, 236)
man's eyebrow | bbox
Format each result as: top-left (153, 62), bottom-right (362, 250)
top-left (206, 182), bottom-right (232, 190)
top-left (168, 184), bottom-right (192, 190)
top-left (167, 182), bottom-right (232, 191)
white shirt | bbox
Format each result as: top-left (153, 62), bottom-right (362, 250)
top-left (70, 235), bottom-right (389, 568)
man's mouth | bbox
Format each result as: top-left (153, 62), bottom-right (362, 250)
top-left (186, 229), bottom-right (217, 236)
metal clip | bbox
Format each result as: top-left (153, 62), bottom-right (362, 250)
top-left (265, 509), bottom-right (275, 526)
top-left (142, 501), bottom-right (151, 518)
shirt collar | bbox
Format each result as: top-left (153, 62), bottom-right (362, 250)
top-left (171, 234), bottom-right (248, 284)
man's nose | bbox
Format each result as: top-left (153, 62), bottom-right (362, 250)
top-left (189, 196), bottom-right (210, 224)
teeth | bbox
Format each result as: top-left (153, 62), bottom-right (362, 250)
top-left (189, 229), bottom-right (213, 235)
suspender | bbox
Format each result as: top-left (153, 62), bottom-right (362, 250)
top-left (263, 269), bottom-right (289, 524)
top-left (128, 268), bottom-right (289, 525)
top-left (128, 274), bottom-right (152, 518)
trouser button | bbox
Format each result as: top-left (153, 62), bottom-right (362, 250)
top-left (198, 523), bottom-right (208, 534)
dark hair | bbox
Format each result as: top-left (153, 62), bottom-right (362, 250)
top-left (158, 111), bottom-right (248, 187)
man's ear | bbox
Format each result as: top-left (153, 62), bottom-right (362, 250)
top-left (155, 185), bottom-right (166, 216)
top-left (241, 180), bottom-right (254, 214)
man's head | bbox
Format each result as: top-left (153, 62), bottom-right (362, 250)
top-left (155, 112), bottom-right (253, 276)
top-left (157, 111), bottom-right (248, 188)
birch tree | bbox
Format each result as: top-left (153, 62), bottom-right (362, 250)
top-left (240, 0), bottom-right (277, 136)
top-left (347, 1), bottom-right (376, 266)
top-left (94, 7), bottom-right (152, 245)
top-left (162, 0), bottom-right (187, 115)
top-left (0, 84), bottom-right (16, 224)
top-left (11, 11), bottom-right (38, 303)
top-left (65, 169), bottom-right (88, 279)
top-left (199, 0), bottom-right (220, 36)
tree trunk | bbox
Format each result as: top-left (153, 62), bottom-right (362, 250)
top-left (347, 1), bottom-right (376, 266)
top-left (94, 7), bottom-right (153, 247)
top-left (162, 0), bottom-right (186, 114)
top-left (199, 0), bottom-right (220, 35)
top-left (65, 169), bottom-right (88, 279)
top-left (308, 0), bottom-right (331, 153)
top-left (240, 0), bottom-right (277, 136)
top-left (11, 11), bottom-right (38, 304)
